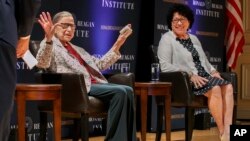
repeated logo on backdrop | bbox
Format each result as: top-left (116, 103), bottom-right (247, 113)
top-left (154, 0), bottom-right (226, 71)
top-left (14, 0), bottom-right (141, 140)
top-left (60, 0), bottom-right (139, 74)
top-left (14, 0), bottom-right (227, 139)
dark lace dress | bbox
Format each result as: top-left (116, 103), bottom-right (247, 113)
top-left (176, 37), bottom-right (230, 95)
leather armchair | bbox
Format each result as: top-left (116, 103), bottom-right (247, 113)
top-left (30, 40), bottom-right (136, 141)
top-left (151, 45), bottom-right (238, 141)
top-left (159, 71), bottom-right (237, 140)
top-left (35, 72), bottom-right (135, 141)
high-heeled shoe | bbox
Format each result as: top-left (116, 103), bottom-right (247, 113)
top-left (220, 133), bottom-right (229, 141)
top-left (220, 134), bottom-right (224, 141)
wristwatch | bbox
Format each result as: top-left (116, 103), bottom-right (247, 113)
top-left (46, 41), bottom-right (53, 45)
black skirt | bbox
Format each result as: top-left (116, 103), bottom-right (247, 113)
top-left (192, 76), bottom-right (230, 95)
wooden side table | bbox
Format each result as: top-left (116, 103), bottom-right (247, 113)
top-left (15, 84), bottom-right (62, 141)
top-left (135, 82), bottom-right (172, 141)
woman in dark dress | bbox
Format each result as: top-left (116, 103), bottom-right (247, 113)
top-left (157, 4), bottom-right (234, 141)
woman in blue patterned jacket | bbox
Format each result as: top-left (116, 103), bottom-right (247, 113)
top-left (36, 11), bottom-right (137, 141)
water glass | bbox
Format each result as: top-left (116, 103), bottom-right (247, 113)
top-left (121, 63), bottom-right (130, 73)
top-left (151, 63), bottom-right (160, 81)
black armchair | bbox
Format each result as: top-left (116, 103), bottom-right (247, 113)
top-left (35, 72), bottom-right (135, 141)
top-left (30, 39), bottom-right (136, 141)
top-left (151, 45), bottom-right (238, 141)
top-left (160, 71), bottom-right (237, 140)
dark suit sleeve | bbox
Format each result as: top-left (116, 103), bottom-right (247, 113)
top-left (16, 0), bottom-right (41, 37)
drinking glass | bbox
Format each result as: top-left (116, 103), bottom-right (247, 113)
top-left (151, 63), bottom-right (160, 81)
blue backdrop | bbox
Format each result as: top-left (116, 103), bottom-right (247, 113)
top-left (13, 0), bottom-right (141, 140)
top-left (12, 0), bottom-right (226, 140)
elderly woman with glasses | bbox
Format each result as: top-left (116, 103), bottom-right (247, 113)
top-left (36, 11), bottom-right (137, 141)
top-left (157, 4), bottom-right (234, 141)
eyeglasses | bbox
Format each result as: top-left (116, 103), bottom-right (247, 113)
top-left (172, 18), bottom-right (188, 24)
top-left (59, 23), bottom-right (76, 30)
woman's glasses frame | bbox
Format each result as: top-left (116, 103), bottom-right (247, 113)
top-left (59, 23), bottom-right (76, 30)
top-left (172, 18), bottom-right (188, 24)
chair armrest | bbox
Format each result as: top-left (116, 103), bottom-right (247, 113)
top-left (159, 71), bottom-right (238, 107)
top-left (160, 71), bottom-right (193, 106)
top-left (35, 72), bottom-right (89, 112)
top-left (105, 73), bottom-right (135, 88)
top-left (220, 72), bottom-right (238, 102)
top-left (220, 72), bottom-right (237, 94)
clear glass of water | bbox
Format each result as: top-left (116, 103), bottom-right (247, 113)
top-left (121, 63), bottom-right (130, 73)
top-left (151, 63), bottom-right (160, 81)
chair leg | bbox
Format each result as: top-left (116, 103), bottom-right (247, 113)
top-left (185, 108), bottom-right (195, 141)
top-left (80, 114), bottom-right (89, 141)
top-left (155, 105), bottom-right (164, 141)
top-left (39, 112), bottom-right (48, 141)
top-left (73, 119), bottom-right (81, 141)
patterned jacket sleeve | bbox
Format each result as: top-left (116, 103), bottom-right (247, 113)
top-left (93, 50), bottom-right (121, 71)
top-left (36, 39), bottom-right (54, 69)
top-left (76, 47), bottom-right (121, 71)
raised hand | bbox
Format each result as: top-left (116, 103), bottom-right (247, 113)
top-left (38, 12), bottom-right (59, 41)
top-left (111, 24), bottom-right (133, 52)
top-left (119, 24), bottom-right (133, 38)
